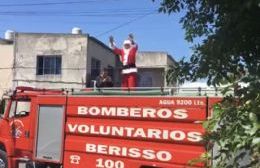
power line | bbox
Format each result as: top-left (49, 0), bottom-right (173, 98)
top-left (0, 9), bottom-right (156, 19)
top-left (97, 11), bottom-right (157, 37)
top-left (0, 8), bottom-right (155, 13)
top-left (0, 0), bottom-right (102, 7)
top-left (0, 13), bottom-right (153, 18)
top-left (0, 9), bottom-right (155, 16)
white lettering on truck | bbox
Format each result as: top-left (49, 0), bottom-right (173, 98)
top-left (77, 106), bottom-right (188, 119)
top-left (68, 124), bottom-right (202, 142)
top-left (86, 144), bottom-right (172, 162)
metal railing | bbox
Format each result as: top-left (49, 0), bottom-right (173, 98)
top-left (2, 86), bottom-right (234, 97)
top-left (70, 87), bottom-right (233, 96)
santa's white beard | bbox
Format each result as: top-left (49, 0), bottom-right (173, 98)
top-left (123, 47), bottom-right (130, 54)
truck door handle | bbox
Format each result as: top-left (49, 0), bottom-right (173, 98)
top-left (43, 156), bottom-right (52, 160)
top-left (25, 131), bottom-right (30, 138)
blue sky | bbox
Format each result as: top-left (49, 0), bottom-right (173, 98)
top-left (0, 0), bottom-right (193, 61)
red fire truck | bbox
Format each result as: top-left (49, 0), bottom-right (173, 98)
top-left (0, 87), bottom-right (221, 168)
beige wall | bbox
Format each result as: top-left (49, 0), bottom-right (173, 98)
top-left (138, 68), bottom-right (165, 87)
top-left (136, 52), bottom-right (175, 87)
top-left (136, 52), bottom-right (168, 67)
top-left (0, 43), bottom-right (13, 97)
top-left (13, 33), bottom-right (88, 89)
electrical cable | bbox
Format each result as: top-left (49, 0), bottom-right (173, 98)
top-left (97, 11), bottom-right (157, 37)
top-left (0, 9), bottom-right (155, 17)
top-left (0, 1), bottom-right (104, 7)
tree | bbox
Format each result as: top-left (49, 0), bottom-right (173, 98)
top-left (153, 0), bottom-right (260, 167)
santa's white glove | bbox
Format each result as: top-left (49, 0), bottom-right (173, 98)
top-left (128, 33), bottom-right (135, 44)
top-left (109, 36), bottom-right (116, 48)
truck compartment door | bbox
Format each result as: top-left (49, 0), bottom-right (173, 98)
top-left (35, 105), bottom-right (64, 162)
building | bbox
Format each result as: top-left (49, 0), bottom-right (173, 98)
top-left (0, 29), bottom-right (120, 96)
top-left (0, 38), bottom-right (13, 97)
top-left (136, 51), bottom-right (176, 87)
top-left (0, 30), bottom-right (176, 97)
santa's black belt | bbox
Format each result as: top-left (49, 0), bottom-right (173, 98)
top-left (122, 64), bottom-right (136, 69)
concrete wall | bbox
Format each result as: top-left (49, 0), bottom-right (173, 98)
top-left (136, 52), bottom-right (168, 68)
top-left (136, 52), bottom-right (174, 87)
top-left (137, 68), bottom-right (165, 87)
top-left (0, 43), bottom-right (13, 96)
top-left (86, 37), bottom-right (120, 86)
top-left (13, 33), bottom-right (88, 89)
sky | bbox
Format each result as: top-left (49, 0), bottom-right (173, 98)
top-left (0, 0), bottom-right (194, 61)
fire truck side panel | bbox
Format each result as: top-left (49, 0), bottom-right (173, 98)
top-left (63, 152), bottom-right (203, 168)
top-left (62, 96), bottom-right (208, 168)
top-left (64, 135), bottom-right (205, 167)
top-left (66, 96), bottom-right (207, 122)
top-left (66, 118), bottom-right (205, 145)
top-left (66, 96), bottom-right (207, 107)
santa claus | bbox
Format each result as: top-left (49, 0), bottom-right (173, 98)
top-left (109, 34), bottom-right (138, 88)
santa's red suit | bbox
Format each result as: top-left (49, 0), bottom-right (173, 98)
top-left (111, 40), bottom-right (138, 88)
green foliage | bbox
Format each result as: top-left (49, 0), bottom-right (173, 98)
top-left (204, 86), bottom-right (260, 167)
top-left (153, 0), bottom-right (260, 167)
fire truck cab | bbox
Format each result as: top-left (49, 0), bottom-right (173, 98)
top-left (0, 87), bottom-right (64, 168)
top-left (0, 87), bottom-right (221, 168)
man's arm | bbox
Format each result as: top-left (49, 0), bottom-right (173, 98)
top-left (109, 36), bottom-right (121, 55)
top-left (128, 33), bottom-right (138, 51)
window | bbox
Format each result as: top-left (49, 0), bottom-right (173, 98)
top-left (138, 72), bottom-right (153, 87)
top-left (107, 65), bottom-right (114, 80)
top-left (91, 58), bottom-right (101, 80)
top-left (37, 55), bottom-right (62, 75)
top-left (9, 100), bottom-right (31, 118)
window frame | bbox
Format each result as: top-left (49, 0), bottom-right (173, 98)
top-left (107, 65), bottom-right (114, 80)
top-left (90, 58), bottom-right (101, 80)
top-left (36, 55), bottom-right (62, 75)
top-left (9, 99), bottom-right (31, 118)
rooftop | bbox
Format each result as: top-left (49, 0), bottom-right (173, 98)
top-left (0, 38), bottom-right (13, 44)
top-left (14, 32), bottom-right (113, 53)
top-left (136, 51), bottom-right (176, 67)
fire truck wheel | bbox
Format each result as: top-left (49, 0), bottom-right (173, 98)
top-left (0, 150), bottom-right (7, 168)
